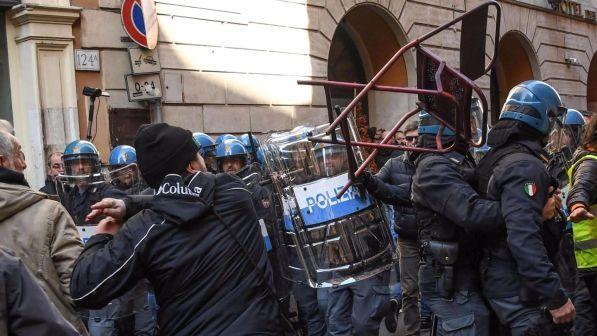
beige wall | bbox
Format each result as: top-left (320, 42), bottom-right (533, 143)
top-left (6, 3), bottom-right (80, 188)
top-left (72, 0), bottom-right (596, 144)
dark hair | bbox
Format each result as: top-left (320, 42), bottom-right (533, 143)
top-left (582, 116), bottom-right (597, 150)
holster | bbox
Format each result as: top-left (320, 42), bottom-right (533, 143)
top-left (427, 240), bottom-right (459, 299)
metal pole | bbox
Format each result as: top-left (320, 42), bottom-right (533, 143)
top-left (151, 101), bottom-right (163, 123)
top-left (86, 97), bottom-right (96, 141)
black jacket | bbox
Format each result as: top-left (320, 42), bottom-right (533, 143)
top-left (567, 149), bottom-right (596, 209)
top-left (478, 140), bottom-right (567, 309)
top-left (365, 153), bottom-right (418, 240)
top-left (0, 247), bottom-right (79, 336)
top-left (59, 182), bottom-right (127, 225)
top-left (39, 177), bottom-right (58, 195)
top-left (412, 151), bottom-right (502, 289)
top-left (70, 172), bottom-right (282, 336)
top-left (375, 150), bottom-right (402, 170)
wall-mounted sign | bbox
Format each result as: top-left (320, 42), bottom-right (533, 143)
top-left (121, 0), bottom-right (159, 50)
top-left (74, 49), bottom-right (100, 71)
top-left (128, 47), bottom-right (161, 74)
top-left (125, 73), bottom-right (162, 102)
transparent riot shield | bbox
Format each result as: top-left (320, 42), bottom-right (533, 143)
top-left (263, 124), bottom-right (395, 288)
top-left (78, 280), bottom-right (156, 334)
top-left (104, 162), bottom-right (147, 195)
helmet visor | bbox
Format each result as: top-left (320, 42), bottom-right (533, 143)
top-left (315, 145), bottom-right (348, 177)
top-left (105, 163), bottom-right (145, 194)
top-left (63, 157), bottom-right (101, 177)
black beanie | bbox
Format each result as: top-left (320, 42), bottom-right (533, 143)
top-left (134, 123), bottom-right (199, 188)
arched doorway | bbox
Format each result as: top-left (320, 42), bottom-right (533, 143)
top-left (494, 31), bottom-right (541, 122)
top-left (327, 4), bottom-right (414, 132)
top-left (587, 53), bottom-right (597, 114)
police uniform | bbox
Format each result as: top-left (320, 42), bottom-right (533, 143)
top-left (60, 179), bottom-right (127, 225)
top-left (476, 140), bottom-right (568, 335)
top-left (412, 149), bottom-right (502, 336)
top-left (474, 80), bottom-right (571, 335)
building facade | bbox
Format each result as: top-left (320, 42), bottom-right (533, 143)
top-left (2, 0), bottom-right (597, 187)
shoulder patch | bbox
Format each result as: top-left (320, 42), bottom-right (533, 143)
top-left (524, 182), bottom-right (537, 197)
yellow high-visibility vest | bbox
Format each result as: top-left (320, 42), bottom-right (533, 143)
top-left (567, 154), bottom-right (597, 272)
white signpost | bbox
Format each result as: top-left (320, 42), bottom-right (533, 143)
top-left (125, 73), bottom-right (162, 102)
top-left (128, 47), bottom-right (161, 74)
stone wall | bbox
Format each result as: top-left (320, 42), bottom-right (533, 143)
top-left (74, 0), bottom-right (597, 140)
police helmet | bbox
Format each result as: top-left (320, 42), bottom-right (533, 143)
top-left (215, 134), bottom-right (238, 146)
top-left (255, 148), bottom-right (266, 166)
top-left (417, 110), bottom-right (455, 136)
top-left (109, 145), bottom-right (136, 166)
top-left (215, 139), bottom-right (248, 159)
top-left (564, 109), bottom-right (585, 126)
top-left (312, 136), bottom-right (348, 162)
top-left (499, 80), bottom-right (564, 136)
top-left (240, 134), bottom-right (261, 150)
top-left (62, 140), bottom-right (101, 177)
top-left (193, 132), bottom-right (216, 157)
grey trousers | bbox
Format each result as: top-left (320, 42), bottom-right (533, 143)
top-left (398, 237), bottom-right (422, 335)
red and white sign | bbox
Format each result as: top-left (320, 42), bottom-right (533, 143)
top-left (121, 0), bottom-right (159, 50)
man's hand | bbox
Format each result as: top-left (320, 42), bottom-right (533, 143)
top-left (569, 205), bottom-right (595, 223)
top-left (95, 216), bottom-right (122, 236)
top-left (86, 198), bottom-right (126, 223)
top-left (542, 188), bottom-right (561, 221)
top-left (549, 299), bottom-right (576, 324)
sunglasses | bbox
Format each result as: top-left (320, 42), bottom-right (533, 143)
top-left (405, 136), bottom-right (418, 142)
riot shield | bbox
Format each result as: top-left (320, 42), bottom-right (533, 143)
top-left (78, 280), bottom-right (155, 334)
top-left (263, 125), bottom-right (395, 288)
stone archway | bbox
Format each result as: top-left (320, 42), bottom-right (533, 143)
top-left (587, 53), bottom-right (597, 114)
top-left (494, 31), bottom-right (541, 120)
top-left (327, 3), bottom-right (415, 130)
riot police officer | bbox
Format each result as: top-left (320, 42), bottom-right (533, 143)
top-left (475, 80), bottom-right (575, 335)
top-left (547, 109), bottom-right (586, 188)
top-left (108, 145), bottom-right (139, 193)
top-left (216, 139), bottom-right (248, 174)
top-left (58, 140), bottom-right (139, 334)
top-left (215, 133), bottom-right (237, 146)
top-left (193, 132), bottom-right (218, 173)
top-left (546, 109), bottom-right (593, 336)
top-left (58, 140), bottom-right (127, 226)
top-left (411, 111), bottom-right (505, 335)
top-left (312, 140), bottom-right (390, 336)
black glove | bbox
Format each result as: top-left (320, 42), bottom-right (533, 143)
top-left (353, 171), bottom-right (373, 187)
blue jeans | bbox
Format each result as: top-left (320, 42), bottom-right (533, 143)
top-left (293, 282), bottom-right (326, 336)
top-left (391, 262), bottom-right (402, 300)
top-left (147, 291), bottom-right (158, 324)
top-left (327, 271), bottom-right (390, 336)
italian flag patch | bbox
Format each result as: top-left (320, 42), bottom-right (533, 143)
top-left (524, 182), bottom-right (537, 197)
